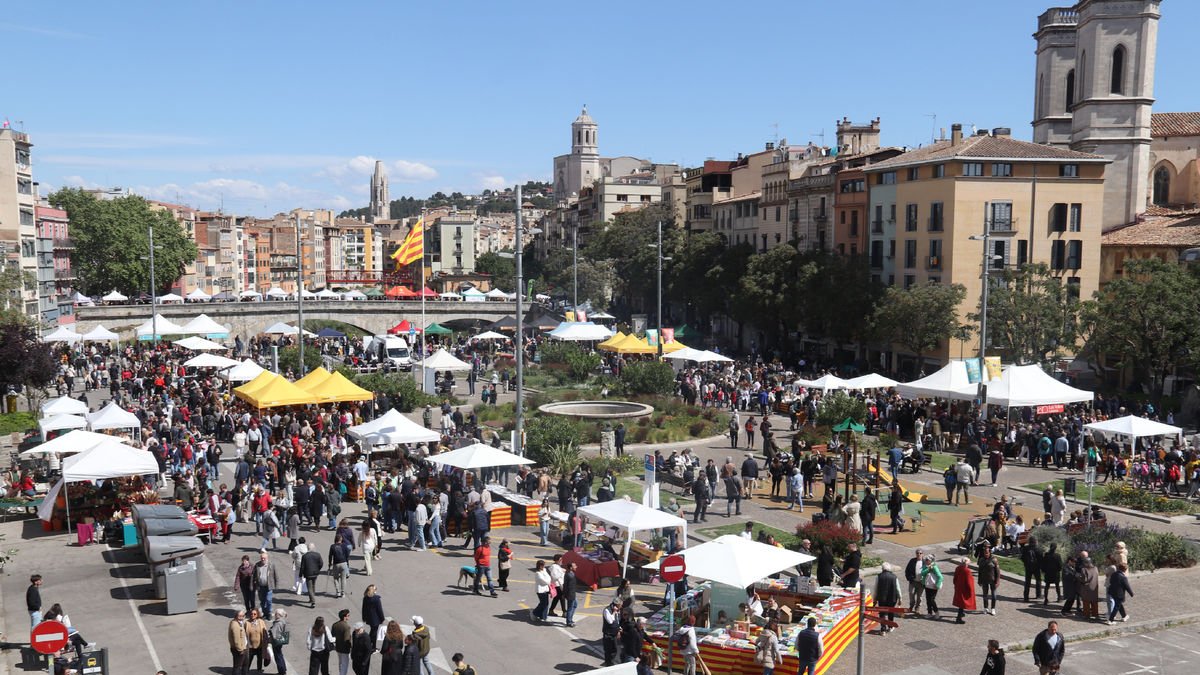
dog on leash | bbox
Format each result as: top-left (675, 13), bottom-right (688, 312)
top-left (456, 565), bottom-right (478, 587)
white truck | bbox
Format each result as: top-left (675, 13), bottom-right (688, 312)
top-left (364, 334), bottom-right (412, 371)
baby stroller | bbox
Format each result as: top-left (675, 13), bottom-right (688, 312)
top-left (957, 517), bottom-right (990, 554)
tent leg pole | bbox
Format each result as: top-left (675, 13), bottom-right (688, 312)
top-left (65, 482), bottom-right (72, 535)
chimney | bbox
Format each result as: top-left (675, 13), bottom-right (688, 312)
top-left (992, 127), bottom-right (1012, 137)
top-left (951, 123), bottom-right (963, 146)
top-left (765, 141), bottom-right (775, 150)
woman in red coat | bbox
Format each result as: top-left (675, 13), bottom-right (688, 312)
top-left (952, 557), bottom-right (977, 624)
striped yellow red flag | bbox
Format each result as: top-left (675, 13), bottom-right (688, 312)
top-left (391, 217), bottom-right (424, 265)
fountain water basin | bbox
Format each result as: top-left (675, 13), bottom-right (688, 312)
top-left (537, 400), bottom-right (654, 419)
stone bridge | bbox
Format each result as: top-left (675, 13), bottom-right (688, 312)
top-left (74, 300), bottom-right (518, 341)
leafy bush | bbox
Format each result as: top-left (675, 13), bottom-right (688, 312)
top-left (539, 342), bottom-right (602, 382)
top-left (1101, 483), bottom-right (1195, 515)
top-left (815, 391), bottom-right (869, 428)
top-left (525, 415), bottom-right (585, 466)
top-left (688, 421), bottom-right (708, 437)
top-left (792, 520), bottom-right (862, 559)
top-left (540, 442), bottom-right (583, 479)
top-left (1031, 522), bottom-right (1198, 571)
top-left (0, 412), bottom-right (37, 435)
top-left (352, 372), bottom-right (440, 412)
top-left (589, 454), bottom-right (643, 477)
top-left (619, 361), bottom-right (676, 396)
top-left (1129, 531), bottom-right (1200, 570)
top-left (278, 345), bottom-right (323, 375)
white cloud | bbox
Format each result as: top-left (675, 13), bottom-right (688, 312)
top-left (479, 175), bottom-right (507, 190)
top-left (131, 178), bottom-right (350, 214)
top-left (392, 160), bottom-right (437, 182)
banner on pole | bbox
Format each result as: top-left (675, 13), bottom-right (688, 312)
top-left (646, 329), bottom-right (659, 347)
top-left (662, 327), bottom-right (675, 344)
top-left (965, 358), bottom-right (982, 384)
top-left (984, 356), bottom-right (1003, 381)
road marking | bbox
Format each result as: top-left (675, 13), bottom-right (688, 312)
top-left (1140, 632), bottom-right (1200, 657)
top-left (1122, 665), bottom-right (1158, 674)
top-left (428, 646), bottom-right (451, 672)
top-left (112, 560), bottom-right (164, 672)
top-left (556, 625), bottom-right (604, 658)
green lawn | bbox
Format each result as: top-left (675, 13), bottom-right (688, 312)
top-left (614, 476), bottom-right (693, 505)
top-left (0, 412), bottom-right (36, 435)
top-left (1022, 479), bottom-right (1065, 494)
top-left (995, 555), bottom-right (1025, 576)
top-left (928, 453), bottom-right (957, 472)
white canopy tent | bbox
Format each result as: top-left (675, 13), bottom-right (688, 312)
top-left (438, 291), bottom-right (462, 300)
top-left (185, 288), bottom-right (212, 302)
top-left (896, 361), bottom-right (978, 401)
top-left (843, 373), bottom-right (900, 390)
top-left (81, 325), bottom-right (119, 342)
top-left (293, 287), bottom-right (317, 300)
top-left (549, 321), bottom-right (613, 341)
top-left (42, 326), bottom-right (82, 343)
top-left (41, 395), bottom-right (89, 417)
top-left (462, 288), bottom-right (486, 303)
top-left (173, 335), bottom-right (227, 351)
top-left (135, 315), bottom-right (187, 339)
top-left (343, 290), bottom-right (367, 300)
top-left (347, 409), bottom-right (441, 447)
top-left (19, 429), bottom-right (131, 458)
top-left (429, 442), bottom-right (534, 470)
top-left (39, 414), bottom-right (88, 436)
top-left (223, 359), bottom-right (267, 384)
top-left (577, 498), bottom-right (688, 577)
top-left (157, 292), bottom-right (184, 304)
top-left (87, 401), bottom-right (142, 431)
top-left (101, 290), bottom-right (128, 303)
top-left (421, 348), bottom-right (472, 371)
top-left (472, 330), bottom-right (509, 341)
top-left (265, 287), bottom-right (288, 299)
top-left (39, 441), bottom-right (160, 530)
top-left (589, 310), bottom-right (616, 321)
top-left (662, 346), bottom-right (708, 362)
top-left (698, 350), bottom-right (733, 363)
top-left (183, 353), bottom-right (239, 369)
top-left (984, 364), bottom-right (1092, 408)
top-left (316, 288), bottom-right (341, 299)
top-left (578, 664), bottom-right (636, 675)
top-left (1084, 415), bottom-right (1183, 448)
top-left (179, 313), bottom-right (229, 337)
top-left (71, 292), bottom-right (94, 305)
top-left (644, 534), bottom-right (814, 589)
top-left (795, 373), bottom-right (850, 392)
top-left (484, 288), bottom-right (509, 300)
top-left (262, 321), bottom-right (298, 335)
top-left (239, 290), bottom-right (263, 301)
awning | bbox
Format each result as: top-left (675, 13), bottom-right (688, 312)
top-left (347, 409), bottom-right (440, 447)
top-left (429, 443), bottom-right (534, 470)
top-left (87, 401), bottom-right (142, 431)
top-left (643, 535), bottom-right (813, 589)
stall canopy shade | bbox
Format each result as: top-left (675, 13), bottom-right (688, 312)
top-left (101, 290), bottom-right (128, 302)
top-left (42, 326), bottom-right (82, 343)
top-left (135, 315), bottom-right (187, 339)
top-left (578, 498), bottom-right (689, 575)
top-left (985, 364), bottom-right (1092, 408)
top-left (424, 323), bottom-right (453, 335)
top-left (39, 414), bottom-right (88, 435)
top-left (185, 288), bottom-right (211, 301)
top-left (661, 346), bottom-right (707, 361)
top-left (223, 359), bottom-right (267, 383)
top-left (262, 321), bottom-right (298, 335)
top-left (549, 322), bottom-right (613, 341)
top-left (386, 286), bottom-right (418, 299)
top-left (429, 443), bottom-right (534, 470)
top-left (173, 336), bottom-right (227, 351)
top-left (484, 288), bottom-right (509, 300)
top-left (597, 331), bottom-right (628, 351)
top-left (81, 325), bottom-right (119, 342)
top-left (236, 376), bottom-right (316, 408)
top-left (235, 370), bottom-right (278, 398)
top-left (896, 361), bottom-right (978, 401)
top-left (462, 288), bottom-right (486, 302)
top-left (421, 348), bottom-right (472, 371)
top-left (157, 292), bottom-right (183, 303)
top-left (41, 395), bottom-right (88, 417)
top-left (293, 367), bottom-right (332, 391)
top-left (265, 287), bottom-right (288, 298)
top-left (643, 535), bottom-right (814, 589)
top-left (343, 290), bottom-right (367, 300)
top-left (306, 372), bottom-right (374, 403)
top-left (488, 316), bottom-right (518, 331)
top-left (388, 319), bottom-right (420, 335)
top-left (472, 330), bottom-right (508, 341)
top-left (179, 314), bottom-right (229, 337)
top-left (795, 374), bottom-right (850, 391)
top-left (1084, 415), bottom-right (1182, 441)
top-left (316, 289), bottom-right (341, 299)
top-left (842, 373), bottom-right (900, 390)
top-left (316, 327), bottom-right (345, 338)
top-left (87, 401), bottom-right (142, 430)
top-left (183, 353), bottom-right (239, 369)
top-left (62, 441), bottom-right (159, 482)
top-left (239, 290), bottom-right (263, 300)
top-left (347, 409), bottom-right (440, 446)
top-left (19, 429), bottom-right (131, 457)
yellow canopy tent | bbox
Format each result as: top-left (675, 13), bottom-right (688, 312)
top-left (305, 372), bottom-right (374, 403)
top-left (237, 376), bottom-right (317, 409)
top-left (234, 371), bottom-right (279, 399)
top-left (597, 331), bottom-right (628, 352)
top-left (293, 367), bottom-right (332, 391)
top-left (661, 340), bottom-right (689, 354)
top-left (612, 334), bottom-right (657, 355)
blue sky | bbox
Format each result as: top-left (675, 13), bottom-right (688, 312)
top-left (4, 0), bottom-right (1197, 216)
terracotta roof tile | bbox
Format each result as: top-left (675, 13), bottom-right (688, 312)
top-left (1151, 112), bottom-right (1200, 138)
top-left (866, 135), bottom-right (1105, 171)
top-left (1102, 211), bottom-right (1200, 247)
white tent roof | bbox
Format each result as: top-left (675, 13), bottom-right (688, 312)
top-left (19, 429), bottom-right (130, 458)
top-left (343, 290), bottom-right (367, 300)
top-left (39, 414), bottom-right (88, 435)
top-left (316, 288), bottom-right (341, 299)
top-left (429, 442), bottom-right (533, 470)
top-left (697, 350), bottom-right (733, 363)
top-left (484, 288), bottom-right (508, 299)
top-left (579, 498), bottom-right (689, 575)
top-left (985, 364), bottom-right (1092, 408)
top-left (183, 353), bottom-right (239, 369)
top-left (589, 310), bottom-right (616, 320)
top-left (239, 290), bottom-right (263, 299)
top-left (185, 288), bottom-right (211, 301)
top-left (579, 664), bottom-right (637, 675)
top-left (296, 287), bottom-right (316, 299)
top-left (224, 359), bottom-right (267, 383)
top-left (265, 287), bottom-right (288, 298)
top-left (81, 325), bottom-right (119, 342)
top-left (549, 321), bottom-right (613, 341)
top-left (462, 288), bottom-right (485, 297)
top-left (135, 314), bottom-right (187, 338)
top-left (157, 292), bottom-right (184, 303)
top-left (644, 535), bottom-right (815, 589)
top-left (896, 361), bottom-right (978, 401)
top-left (347, 409), bottom-right (441, 447)
top-left (71, 292), bottom-right (94, 305)
top-left (1084, 415), bottom-right (1182, 442)
top-left (795, 373), bottom-right (850, 391)
top-left (179, 313), bottom-right (228, 336)
top-left (262, 321), bottom-right (297, 335)
top-left (662, 346), bottom-right (708, 361)
top-left (62, 441), bottom-right (158, 482)
top-left (472, 330), bottom-right (509, 341)
top-left (421, 348), bottom-right (472, 371)
top-left (439, 291), bottom-right (462, 299)
top-left (101, 290), bottom-right (128, 302)
top-left (173, 335), bottom-right (227, 351)
top-left (41, 395), bottom-right (89, 417)
top-left (42, 325), bottom-right (82, 343)
top-left (87, 401), bottom-right (142, 431)
top-left (843, 373), bottom-right (900, 390)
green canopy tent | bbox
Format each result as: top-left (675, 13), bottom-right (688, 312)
top-left (674, 324), bottom-right (696, 340)
top-left (424, 323), bottom-right (453, 336)
top-left (364, 287), bottom-right (385, 298)
top-left (832, 418), bottom-right (866, 433)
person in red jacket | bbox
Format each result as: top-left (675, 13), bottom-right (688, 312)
top-left (952, 557), bottom-right (977, 624)
top-left (473, 536), bottom-right (497, 597)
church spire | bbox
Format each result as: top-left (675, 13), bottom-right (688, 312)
top-left (369, 160), bottom-right (389, 223)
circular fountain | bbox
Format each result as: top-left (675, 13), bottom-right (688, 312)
top-left (537, 400), bottom-right (654, 419)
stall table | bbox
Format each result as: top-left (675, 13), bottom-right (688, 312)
top-left (485, 485), bottom-right (539, 526)
top-left (562, 548), bottom-right (621, 590)
top-left (188, 513), bottom-right (218, 542)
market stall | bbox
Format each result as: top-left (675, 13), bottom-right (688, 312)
top-left (37, 440), bottom-right (160, 535)
top-left (984, 364), bottom-right (1092, 408)
top-left (346, 409), bottom-right (440, 449)
top-left (896, 360), bottom-right (978, 401)
top-left (429, 443), bottom-right (533, 531)
top-left (87, 401), bottom-right (142, 433)
top-left (1084, 415), bottom-right (1182, 449)
top-left (41, 396), bottom-right (89, 417)
top-left (577, 498), bottom-right (687, 580)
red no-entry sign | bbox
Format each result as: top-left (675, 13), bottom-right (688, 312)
top-left (31, 620), bottom-right (69, 655)
top-left (660, 554), bottom-right (687, 583)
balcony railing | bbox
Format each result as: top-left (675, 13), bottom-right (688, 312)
top-left (53, 237), bottom-right (74, 249)
top-left (54, 268), bottom-right (73, 279)
top-left (871, 219), bottom-right (884, 234)
top-left (988, 217), bottom-right (1019, 234)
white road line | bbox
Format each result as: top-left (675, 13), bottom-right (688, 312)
top-left (1139, 632), bottom-right (1200, 657)
top-left (111, 561), bottom-right (163, 672)
top-left (556, 626), bottom-right (604, 658)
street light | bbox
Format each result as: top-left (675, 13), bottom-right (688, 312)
top-left (647, 221), bottom-right (672, 357)
top-left (295, 214), bottom-right (306, 375)
top-left (498, 187), bottom-right (542, 458)
top-left (141, 226), bottom-right (164, 344)
top-left (968, 231), bottom-right (1003, 417)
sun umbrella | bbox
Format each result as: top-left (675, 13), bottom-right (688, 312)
top-left (473, 330), bottom-right (508, 341)
top-left (173, 335), bottom-right (227, 351)
top-left (424, 323), bottom-right (453, 336)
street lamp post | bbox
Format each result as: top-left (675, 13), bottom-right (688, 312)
top-left (648, 221), bottom-right (671, 358)
top-left (148, 225), bottom-right (158, 345)
top-left (295, 214), bottom-right (306, 375)
top-left (515, 184), bottom-right (524, 457)
top-left (969, 228), bottom-right (998, 418)
top-left (572, 223), bottom-right (578, 312)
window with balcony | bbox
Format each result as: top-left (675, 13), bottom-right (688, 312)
top-left (840, 179), bottom-right (865, 193)
top-left (963, 162), bottom-right (984, 177)
top-left (927, 239), bottom-right (943, 270)
top-left (929, 202), bottom-right (944, 231)
top-left (991, 240), bottom-right (1009, 269)
top-left (904, 240), bottom-right (917, 269)
top-left (905, 204), bottom-right (918, 232)
top-left (889, 204), bottom-right (896, 223)
top-left (991, 163), bottom-right (1013, 177)
top-left (989, 201), bottom-right (1014, 232)
top-left (872, 205), bottom-right (884, 233)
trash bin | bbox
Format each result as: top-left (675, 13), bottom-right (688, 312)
top-left (163, 561), bottom-right (198, 614)
top-left (1063, 477), bottom-right (1078, 497)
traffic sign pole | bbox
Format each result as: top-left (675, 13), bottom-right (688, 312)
top-left (659, 554), bottom-right (686, 675)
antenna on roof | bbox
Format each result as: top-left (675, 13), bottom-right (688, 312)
top-left (925, 113), bottom-right (937, 144)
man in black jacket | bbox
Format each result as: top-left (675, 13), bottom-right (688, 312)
top-left (741, 454), bottom-right (759, 500)
top-left (860, 487), bottom-right (878, 544)
top-left (1040, 543), bottom-right (1064, 605)
top-left (1021, 539), bottom-right (1043, 601)
top-left (1032, 620), bottom-right (1065, 674)
top-left (562, 562), bottom-right (579, 627)
top-left (904, 550), bottom-right (924, 614)
top-left (692, 477), bottom-right (709, 523)
top-left (300, 547), bottom-right (323, 608)
top-left (601, 600), bottom-right (621, 666)
top-left (873, 562), bottom-right (902, 633)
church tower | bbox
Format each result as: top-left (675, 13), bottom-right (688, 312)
top-left (1068, 0), bottom-right (1161, 230)
top-left (571, 106), bottom-right (601, 192)
top-left (369, 160), bottom-right (389, 223)
top-left (1032, 7), bottom-right (1078, 147)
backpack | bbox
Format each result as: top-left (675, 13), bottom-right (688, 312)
top-left (270, 621), bottom-right (290, 646)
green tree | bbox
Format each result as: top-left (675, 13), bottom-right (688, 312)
top-left (583, 203), bottom-right (679, 312)
top-left (815, 391), bottom-right (869, 427)
top-left (737, 244), bottom-right (810, 350)
top-left (0, 265), bottom-right (34, 325)
top-left (0, 315), bottom-right (55, 408)
top-left (475, 250), bottom-right (516, 290)
top-left (798, 252), bottom-right (883, 346)
top-left (619, 361), bottom-right (676, 396)
top-left (525, 415), bottom-right (585, 466)
top-left (967, 263), bottom-right (1079, 365)
top-left (1080, 257), bottom-right (1200, 396)
top-left (278, 345), bottom-right (322, 376)
top-left (49, 189), bottom-right (198, 296)
top-left (871, 281), bottom-right (967, 360)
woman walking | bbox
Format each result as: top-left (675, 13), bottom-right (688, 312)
top-left (951, 558), bottom-right (977, 624)
top-left (379, 621), bottom-right (405, 675)
top-left (497, 539), bottom-right (513, 591)
top-left (362, 585), bottom-right (385, 641)
top-left (532, 560), bottom-right (552, 623)
top-left (1106, 564), bottom-right (1134, 624)
top-left (235, 554), bottom-right (256, 612)
top-left (269, 609), bottom-right (290, 675)
top-left (360, 521), bottom-right (378, 577)
top-left (754, 620), bottom-right (783, 673)
top-left (921, 555), bottom-right (943, 619)
top-left (306, 616), bottom-right (334, 675)
top-left (245, 608), bottom-right (269, 673)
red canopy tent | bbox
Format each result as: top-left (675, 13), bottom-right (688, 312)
top-left (386, 286), bottom-right (419, 299)
top-left (418, 287), bottom-right (438, 298)
top-left (387, 319), bottom-right (422, 335)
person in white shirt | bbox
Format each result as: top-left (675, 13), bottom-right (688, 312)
top-left (674, 618), bottom-right (700, 675)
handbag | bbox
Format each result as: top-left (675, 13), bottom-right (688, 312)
top-left (548, 584), bottom-right (558, 599)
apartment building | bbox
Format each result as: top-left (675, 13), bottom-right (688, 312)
top-left (0, 128), bottom-right (38, 317)
top-left (864, 124), bottom-right (1108, 364)
top-left (34, 204), bottom-right (73, 324)
top-left (683, 161), bottom-right (734, 235)
top-left (430, 213), bottom-right (477, 276)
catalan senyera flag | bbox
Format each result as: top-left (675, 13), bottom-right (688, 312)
top-left (391, 217), bottom-right (424, 265)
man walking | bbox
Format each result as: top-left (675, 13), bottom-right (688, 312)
top-left (562, 562), bottom-right (579, 627)
top-left (252, 550), bottom-right (280, 618)
top-left (954, 458), bottom-right (973, 505)
top-left (692, 476), bottom-right (709, 522)
top-left (860, 487), bottom-right (877, 544)
top-left (795, 617), bottom-right (824, 675)
top-left (228, 609), bottom-right (250, 675)
top-left (1032, 620), bottom-right (1065, 674)
top-left (26, 574), bottom-right (42, 627)
top-left (904, 550), bottom-right (924, 614)
top-left (300, 545), bottom-right (324, 608)
top-left (332, 608), bottom-right (353, 675)
top-left (473, 536), bottom-right (498, 597)
top-left (329, 534), bottom-right (350, 598)
top-left (412, 616), bottom-right (435, 675)
top-left (601, 599), bottom-right (621, 666)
